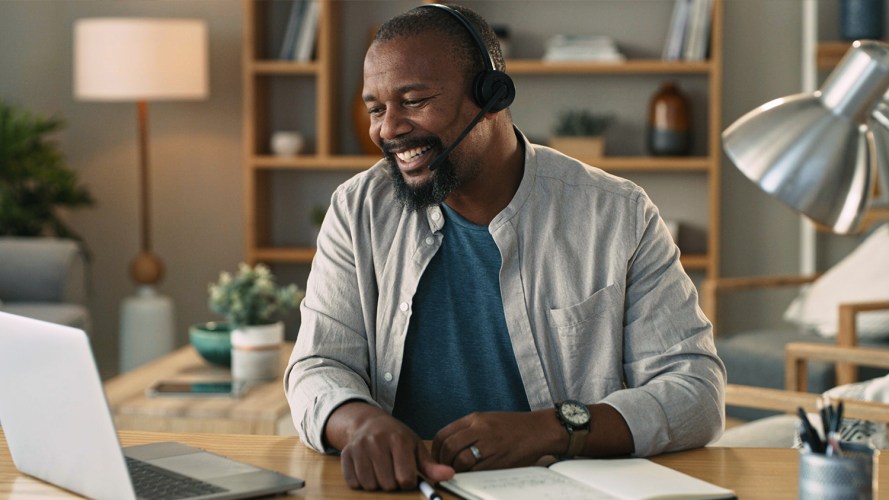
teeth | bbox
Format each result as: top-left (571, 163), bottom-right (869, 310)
top-left (395, 145), bottom-right (431, 162)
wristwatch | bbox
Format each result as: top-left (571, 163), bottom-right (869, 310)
top-left (555, 400), bottom-right (591, 458)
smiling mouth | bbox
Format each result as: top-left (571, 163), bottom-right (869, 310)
top-left (394, 145), bottom-right (433, 163)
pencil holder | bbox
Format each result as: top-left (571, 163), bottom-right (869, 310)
top-left (798, 442), bottom-right (878, 499)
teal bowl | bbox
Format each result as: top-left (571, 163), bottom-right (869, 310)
top-left (189, 322), bottom-right (233, 367)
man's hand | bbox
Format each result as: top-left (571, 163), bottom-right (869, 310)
top-left (431, 410), bottom-right (564, 472)
top-left (325, 402), bottom-right (454, 491)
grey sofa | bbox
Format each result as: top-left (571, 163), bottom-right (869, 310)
top-left (0, 237), bottom-right (91, 331)
top-left (702, 274), bottom-right (889, 421)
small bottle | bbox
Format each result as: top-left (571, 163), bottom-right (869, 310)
top-left (646, 81), bottom-right (691, 156)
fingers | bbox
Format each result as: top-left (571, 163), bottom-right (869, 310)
top-left (341, 435), bottom-right (415, 491)
top-left (433, 414), bottom-right (483, 469)
top-left (418, 442), bottom-right (456, 483)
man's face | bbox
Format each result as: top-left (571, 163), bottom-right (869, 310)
top-left (362, 33), bottom-right (481, 210)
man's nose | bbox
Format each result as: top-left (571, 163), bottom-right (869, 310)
top-left (379, 108), bottom-right (412, 141)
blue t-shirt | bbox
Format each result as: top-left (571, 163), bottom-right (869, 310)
top-left (392, 204), bottom-right (530, 439)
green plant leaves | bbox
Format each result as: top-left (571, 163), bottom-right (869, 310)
top-left (0, 99), bottom-right (95, 238)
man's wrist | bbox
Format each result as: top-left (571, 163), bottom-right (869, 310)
top-left (324, 400), bottom-right (387, 450)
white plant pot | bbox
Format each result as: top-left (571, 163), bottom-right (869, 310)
top-left (230, 321), bottom-right (284, 382)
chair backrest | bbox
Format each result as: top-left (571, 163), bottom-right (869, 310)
top-left (0, 237), bottom-right (86, 303)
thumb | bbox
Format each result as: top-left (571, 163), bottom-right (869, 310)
top-left (417, 443), bottom-right (455, 483)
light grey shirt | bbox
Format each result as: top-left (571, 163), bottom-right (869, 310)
top-left (284, 132), bottom-right (726, 457)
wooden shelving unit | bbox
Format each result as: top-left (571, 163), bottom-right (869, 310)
top-left (242, 0), bottom-right (724, 279)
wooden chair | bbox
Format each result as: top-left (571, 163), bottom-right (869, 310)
top-left (726, 342), bottom-right (889, 425)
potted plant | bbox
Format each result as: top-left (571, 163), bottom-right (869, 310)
top-left (207, 263), bottom-right (304, 380)
top-left (0, 99), bottom-right (95, 239)
top-left (548, 110), bottom-right (614, 159)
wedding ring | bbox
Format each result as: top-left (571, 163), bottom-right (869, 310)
top-left (469, 445), bottom-right (482, 461)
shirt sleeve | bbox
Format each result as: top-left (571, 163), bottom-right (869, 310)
top-left (601, 191), bottom-right (726, 457)
top-left (283, 185), bottom-right (380, 453)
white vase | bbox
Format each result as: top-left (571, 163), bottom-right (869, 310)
top-left (270, 131), bottom-right (304, 156)
top-left (230, 321), bottom-right (284, 382)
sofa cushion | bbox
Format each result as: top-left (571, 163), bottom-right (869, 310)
top-left (783, 223), bottom-right (889, 339)
top-left (710, 415), bottom-right (799, 448)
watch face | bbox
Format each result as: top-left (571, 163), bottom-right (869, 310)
top-left (560, 401), bottom-right (589, 426)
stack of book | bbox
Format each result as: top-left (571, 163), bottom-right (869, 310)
top-left (543, 35), bottom-right (626, 63)
top-left (662, 0), bottom-right (714, 61)
top-left (278, 0), bottom-right (321, 61)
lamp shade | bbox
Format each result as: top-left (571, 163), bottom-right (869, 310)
top-left (722, 40), bottom-right (889, 234)
top-left (74, 18), bottom-right (208, 101)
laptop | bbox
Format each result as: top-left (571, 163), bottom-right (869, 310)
top-left (0, 311), bottom-right (305, 499)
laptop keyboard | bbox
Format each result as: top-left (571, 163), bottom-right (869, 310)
top-left (126, 456), bottom-right (228, 500)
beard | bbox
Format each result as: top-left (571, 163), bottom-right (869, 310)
top-left (383, 136), bottom-right (462, 212)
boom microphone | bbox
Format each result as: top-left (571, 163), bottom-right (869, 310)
top-left (427, 85), bottom-right (508, 171)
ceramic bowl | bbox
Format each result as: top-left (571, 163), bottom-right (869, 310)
top-left (189, 322), bottom-right (233, 367)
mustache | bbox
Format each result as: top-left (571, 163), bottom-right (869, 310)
top-left (381, 136), bottom-right (442, 156)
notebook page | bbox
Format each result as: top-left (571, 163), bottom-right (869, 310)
top-left (441, 466), bottom-right (620, 500)
top-left (550, 458), bottom-right (734, 500)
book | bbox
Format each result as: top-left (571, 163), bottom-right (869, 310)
top-left (662, 0), bottom-right (691, 60)
top-left (277, 0), bottom-right (305, 60)
top-left (440, 458), bottom-right (735, 500)
top-left (294, 0), bottom-right (321, 62)
top-left (682, 0), bottom-right (714, 61)
top-left (543, 35), bottom-right (626, 63)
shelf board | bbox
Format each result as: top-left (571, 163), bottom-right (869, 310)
top-left (507, 58), bottom-right (712, 75)
top-left (251, 155), bottom-right (379, 170)
top-left (816, 42), bottom-right (852, 71)
top-left (251, 248), bottom-right (711, 269)
top-left (250, 60), bottom-right (321, 75)
top-left (252, 247), bottom-right (316, 264)
top-left (248, 155), bottom-right (711, 172)
top-left (680, 253), bottom-right (709, 270)
top-left (250, 58), bottom-right (712, 76)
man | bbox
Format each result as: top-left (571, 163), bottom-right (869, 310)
top-left (284, 3), bottom-right (725, 492)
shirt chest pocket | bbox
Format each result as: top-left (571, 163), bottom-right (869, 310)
top-left (547, 283), bottom-right (623, 343)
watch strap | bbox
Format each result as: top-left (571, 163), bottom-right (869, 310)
top-left (555, 400), bottom-right (591, 458)
top-left (566, 427), bottom-right (588, 457)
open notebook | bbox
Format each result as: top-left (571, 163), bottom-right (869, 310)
top-left (0, 311), bottom-right (305, 499)
top-left (442, 457), bottom-right (735, 500)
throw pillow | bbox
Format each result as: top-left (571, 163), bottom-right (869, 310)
top-left (783, 223), bottom-right (889, 339)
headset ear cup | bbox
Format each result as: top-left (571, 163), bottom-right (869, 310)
top-left (473, 70), bottom-right (516, 112)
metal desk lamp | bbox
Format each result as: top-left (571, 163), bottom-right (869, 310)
top-left (722, 40), bottom-right (889, 235)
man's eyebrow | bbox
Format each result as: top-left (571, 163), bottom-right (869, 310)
top-left (363, 82), bottom-right (433, 103)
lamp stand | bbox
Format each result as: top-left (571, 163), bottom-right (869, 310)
top-left (119, 100), bottom-right (175, 372)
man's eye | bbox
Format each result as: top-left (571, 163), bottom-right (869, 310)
top-left (404, 98), bottom-right (428, 108)
top-left (367, 106), bottom-right (384, 117)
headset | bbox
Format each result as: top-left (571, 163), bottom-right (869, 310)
top-left (416, 3), bottom-right (516, 170)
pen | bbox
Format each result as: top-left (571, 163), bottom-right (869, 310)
top-left (797, 407), bottom-right (825, 454)
top-left (419, 480), bottom-right (442, 500)
top-left (833, 400), bottom-right (844, 434)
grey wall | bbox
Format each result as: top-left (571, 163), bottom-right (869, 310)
top-left (0, 0), bottom-right (873, 378)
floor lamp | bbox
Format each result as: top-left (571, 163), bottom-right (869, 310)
top-left (74, 18), bottom-right (209, 372)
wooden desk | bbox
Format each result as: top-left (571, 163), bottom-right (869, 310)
top-left (1, 429), bottom-right (886, 499)
top-left (104, 343), bottom-right (295, 435)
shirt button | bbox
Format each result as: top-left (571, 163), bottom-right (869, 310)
top-left (425, 236), bottom-right (435, 245)
top-left (400, 302), bottom-right (409, 312)
top-left (384, 372), bottom-right (393, 382)
top-left (431, 212), bottom-right (441, 221)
